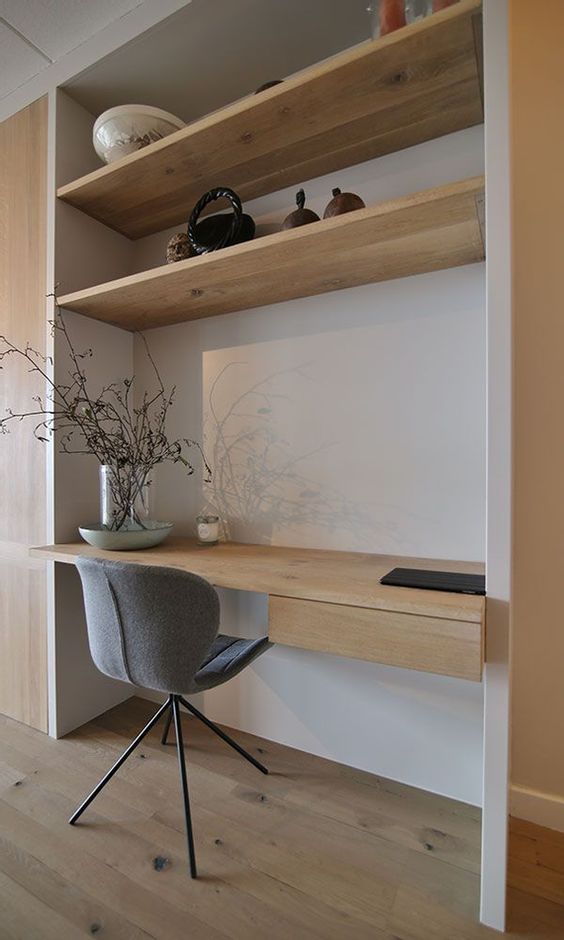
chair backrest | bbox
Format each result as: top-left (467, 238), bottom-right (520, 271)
top-left (76, 556), bottom-right (220, 694)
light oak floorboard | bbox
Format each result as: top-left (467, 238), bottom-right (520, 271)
top-left (508, 817), bottom-right (564, 908)
top-left (0, 868), bottom-right (86, 940)
top-left (0, 698), bottom-right (563, 938)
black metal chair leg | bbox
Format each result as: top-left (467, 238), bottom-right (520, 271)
top-left (161, 707), bottom-right (173, 745)
top-left (172, 695), bottom-right (197, 878)
top-left (179, 695), bottom-right (268, 776)
top-left (69, 696), bottom-right (172, 825)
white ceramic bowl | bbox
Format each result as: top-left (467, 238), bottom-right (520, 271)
top-left (93, 105), bottom-right (185, 164)
top-left (79, 521), bottom-right (174, 551)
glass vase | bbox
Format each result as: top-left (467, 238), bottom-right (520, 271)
top-left (99, 464), bottom-right (155, 531)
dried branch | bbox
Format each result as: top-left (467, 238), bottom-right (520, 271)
top-left (0, 303), bottom-right (210, 529)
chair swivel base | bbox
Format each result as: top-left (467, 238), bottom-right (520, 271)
top-left (68, 694), bottom-right (268, 878)
top-left (160, 695), bottom-right (269, 777)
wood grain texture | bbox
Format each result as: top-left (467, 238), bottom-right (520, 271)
top-left (30, 537), bottom-right (485, 623)
top-left (0, 98), bottom-right (48, 733)
top-left (0, 697), bottom-right (562, 939)
top-left (509, 818), bottom-right (564, 908)
top-left (57, 177), bottom-right (485, 331)
top-left (57, 1), bottom-right (483, 240)
top-left (269, 595), bottom-right (483, 681)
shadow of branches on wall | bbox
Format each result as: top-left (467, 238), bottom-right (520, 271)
top-left (202, 361), bottom-right (391, 548)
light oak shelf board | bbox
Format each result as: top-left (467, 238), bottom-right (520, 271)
top-left (58, 176), bottom-right (485, 331)
top-left (57, 0), bottom-right (483, 240)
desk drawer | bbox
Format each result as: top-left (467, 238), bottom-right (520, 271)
top-left (269, 596), bottom-right (483, 681)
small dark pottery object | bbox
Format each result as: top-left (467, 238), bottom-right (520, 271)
top-left (323, 187), bottom-right (366, 218)
top-left (188, 187), bottom-right (255, 256)
top-left (166, 232), bottom-right (193, 263)
top-left (281, 189), bottom-right (320, 230)
top-left (255, 80), bottom-right (284, 94)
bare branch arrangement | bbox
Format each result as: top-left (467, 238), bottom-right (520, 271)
top-left (0, 304), bottom-right (209, 530)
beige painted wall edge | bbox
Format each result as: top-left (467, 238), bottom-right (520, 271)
top-left (510, 0), bottom-right (564, 819)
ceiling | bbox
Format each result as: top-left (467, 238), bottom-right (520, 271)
top-left (0, 0), bottom-right (371, 118)
top-left (0, 0), bottom-right (145, 99)
top-left (63, 0), bottom-right (371, 123)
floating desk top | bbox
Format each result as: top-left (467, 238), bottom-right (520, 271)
top-left (31, 538), bottom-right (484, 620)
top-left (31, 539), bottom-right (485, 682)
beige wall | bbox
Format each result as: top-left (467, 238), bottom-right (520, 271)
top-left (510, 0), bottom-right (564, 827)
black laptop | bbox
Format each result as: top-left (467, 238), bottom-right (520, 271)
top-left (380, 567), bottom-right (485, 596)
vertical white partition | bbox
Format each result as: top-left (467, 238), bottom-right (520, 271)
top-left (480, 0), bottom-right (511, 930)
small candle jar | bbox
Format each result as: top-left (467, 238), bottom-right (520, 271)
top-left (196, 513), bottom-right (220, 545)
top-left (405, 0), bottom-right (433, 25)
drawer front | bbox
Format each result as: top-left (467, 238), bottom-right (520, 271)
top-left (269, 596), bottom-right (483, 681)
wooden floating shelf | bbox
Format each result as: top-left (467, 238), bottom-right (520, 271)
top-left (57, 0), bottom-right (483, 240)
top-left (58, 177), bottom-right (485, 331)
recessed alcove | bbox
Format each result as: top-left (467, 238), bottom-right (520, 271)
top-left (50, 0), bottom-right (488, 811)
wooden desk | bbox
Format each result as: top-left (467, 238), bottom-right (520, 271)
top-left (31, 539), bottom-right (485, 682)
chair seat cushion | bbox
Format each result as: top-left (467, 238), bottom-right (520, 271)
top-left (192, 634), bottom-right (271, 692)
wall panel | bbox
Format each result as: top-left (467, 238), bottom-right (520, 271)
top-left (0, 97), bottom-right (48, 731)
top-left (510, 0), bottom-right (564, 829)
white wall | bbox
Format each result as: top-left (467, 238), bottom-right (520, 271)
top-left (133, 125), bottom-right (486, 805)
top-left (52, 90), bottom-right (134, 736)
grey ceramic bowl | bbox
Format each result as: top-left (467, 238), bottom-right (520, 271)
top-left (78, 521), bottom-right (174, 551)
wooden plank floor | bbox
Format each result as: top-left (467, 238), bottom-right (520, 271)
top-left (0, 697), bottom-right (562, 939)
top-left (509, 817), bottom-right (564, 910)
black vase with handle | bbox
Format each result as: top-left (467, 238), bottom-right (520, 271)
top-left (187, 187), bottom-right (255, 255)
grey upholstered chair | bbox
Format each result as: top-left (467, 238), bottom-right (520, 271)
top-left (71, 555), bottom-right (271, 878)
